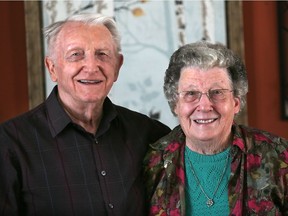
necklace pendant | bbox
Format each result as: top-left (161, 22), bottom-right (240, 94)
top-left (206, 199), bottom-right (214, 207)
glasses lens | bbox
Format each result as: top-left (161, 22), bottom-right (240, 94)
top-left (183, 91), bottom-right (200, 102)
top-left (179, 89), bottom-right (232, 103)
top-left (209, 89), bottom-right (226, 101)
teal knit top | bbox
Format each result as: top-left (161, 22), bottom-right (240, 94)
top-left (184, 146), bottom-right (231, 215)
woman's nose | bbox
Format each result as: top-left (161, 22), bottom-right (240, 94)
top-left (196, 93), bottom-right (214, 111)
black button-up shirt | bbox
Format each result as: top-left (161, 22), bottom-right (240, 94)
top-left (0, 86), bottom-right (171, 216)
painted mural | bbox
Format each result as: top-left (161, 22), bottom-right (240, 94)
top-left (42, 0), bottom-right (226, 127)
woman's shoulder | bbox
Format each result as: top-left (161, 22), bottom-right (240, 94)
top-left (235, 124), bottom-right (288, 155)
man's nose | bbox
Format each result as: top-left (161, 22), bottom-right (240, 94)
top-left (84, 55), bottom-right (100, 71)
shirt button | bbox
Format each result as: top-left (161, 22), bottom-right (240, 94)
top-left (108, 203), bottom-right (114, 209)
top-left (101, 170), bottom-right (106, 176)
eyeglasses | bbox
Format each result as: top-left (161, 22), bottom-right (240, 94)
top-left (177, 89), bottom-right (234, 103)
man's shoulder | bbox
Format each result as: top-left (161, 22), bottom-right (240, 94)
top-left (113, 104), bottom-right (170, 134)
top-left (0, 102), bottom-right (46, 132)
top-left (114, 104), bottom-right (164, 124)
top-left (114, 104), bottom-right (149, 118)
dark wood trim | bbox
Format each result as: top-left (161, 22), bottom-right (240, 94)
top-left (278, 1), bottom-right (288, 119)
top-left (24, 1), bottom-right (45, 109)
top-left (226, 0), bottom-right (248, 125)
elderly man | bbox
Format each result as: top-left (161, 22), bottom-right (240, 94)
top-left (0, 13), bottom-right (170, 216)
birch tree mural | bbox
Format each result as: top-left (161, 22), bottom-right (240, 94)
top-left (41, 0), bottom-right (226, 127)
top-left (43, 1), bottom-right (113, 24)
top-left (201, 0), bottom-right (214, 41)
top-left (175, 0), bottom-right (186, 47)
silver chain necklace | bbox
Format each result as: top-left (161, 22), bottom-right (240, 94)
top-left (186, 151), bottom-right (230, 207)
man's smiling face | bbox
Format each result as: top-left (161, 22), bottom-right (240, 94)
top-left (45, 22), bottom-right (123, 105)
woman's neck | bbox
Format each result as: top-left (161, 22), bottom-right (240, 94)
top-left (185, 133), bottom-right (233, 155)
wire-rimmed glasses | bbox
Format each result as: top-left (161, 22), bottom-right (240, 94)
top-left (177, 89), bottom-right (234, 103)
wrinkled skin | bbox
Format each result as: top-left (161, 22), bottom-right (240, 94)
top-left (174, 67), bottom-right (240, 154)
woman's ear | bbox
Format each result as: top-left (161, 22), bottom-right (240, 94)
top-left (234, 97), bottom-right (241, 115)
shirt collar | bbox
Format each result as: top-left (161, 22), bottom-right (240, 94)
top-left (46, 86), bottom-right (71, 137)
top-left (95, 96), bottom-right (117, 137)
top-left (46, 86), bottom-right (118, 137)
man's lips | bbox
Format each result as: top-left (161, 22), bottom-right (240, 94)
top-left (77, 79), bottom-right (102, 84)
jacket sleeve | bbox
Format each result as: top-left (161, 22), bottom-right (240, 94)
top-left (279, 138), bottom-right (288, 214)
top-left (0, 126), bottom-right (21, 216)
top-left (143, 147), bottom-right (164, 202)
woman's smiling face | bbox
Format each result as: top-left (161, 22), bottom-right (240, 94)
top-left (174, 67), bottom-right (240, 145)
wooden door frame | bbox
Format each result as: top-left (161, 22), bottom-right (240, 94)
top-left (24, 1), bottom-right (45, 109)
top-left (226, 1), bottom-right (247, 125)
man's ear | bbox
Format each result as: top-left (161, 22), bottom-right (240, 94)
top-left (114, 54), bottom-right (124, 82)
top-left (45, 57), bottom-right (57, 82)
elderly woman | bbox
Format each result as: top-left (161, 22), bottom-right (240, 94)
top-left (144, 41), bottom-right (288, 215)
